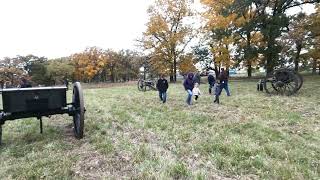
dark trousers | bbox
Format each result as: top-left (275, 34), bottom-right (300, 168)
top-left (209, 84), bottom-right (214, 94)
top-left (216, 82), bottom-right (230, 96)
top-left (214, 84), bottom-right (221, 104)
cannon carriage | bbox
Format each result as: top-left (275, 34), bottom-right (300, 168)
top-left (137, 79), bottom-right (157, 91)
top-left (258, 68), bottom-right (303, 96)
top-left (0, 82), bottom-right (85, 144)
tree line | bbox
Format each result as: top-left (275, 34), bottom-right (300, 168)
top-left (0, 48), bottom-right (144, 86)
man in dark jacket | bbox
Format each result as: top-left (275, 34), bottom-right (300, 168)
top-left (156, 74), bottom-right (169, 103)
top-left (183, 73), bottom-right (195, 105)
top-left (218, 68), bottom-right (230, 96)
top-left (207, 70), bottom-right (215, 94)
top-left (214, 68), bottom-right (231, 104)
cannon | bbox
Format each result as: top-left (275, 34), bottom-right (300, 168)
top-left (262, 68), bottom-right (303, 96)
top-left (0, 82), bottom-right (85, 144)
top-left (137, 79), bottom-right (157, 91)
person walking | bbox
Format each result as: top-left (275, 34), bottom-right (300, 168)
top-left (207, 70), bottom-right (216, 94)
top-left (218, 68), bottom-right (231, 96)
top-left (156, 74), bottom-right (169, 103)
top-left (192, 83), bottom-right (201, 101)
top-left (183, 73), bottom-right (195, 105)
top-left (214, 83), bottom-right (221, 104)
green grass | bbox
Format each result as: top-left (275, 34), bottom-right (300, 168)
top-left (0, 76), bottom-right (320, 179)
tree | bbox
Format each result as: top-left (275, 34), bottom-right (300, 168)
top-left (0, 57), bottom-right (25, 86)
top-left (141, 0), bottom-right (195, 82)
top-left (29, 62), bottom-right (48, 85)
top-left (72, 47), bottom-right (108, 82)
top-left (308, 5), bottom-right (320, 38)
top-left (230, 0), bottom-right (265, 77)
top-left (16, 54), bottom-right (47, 75)
top-left (202, 0), bottom-right (319, 75)
top-left (280, 13), bottom-right (310, 71)
top-left (104, 49), bottom-right (119, 82)
top-left (114, 50), bottom-right (141, 82)
top-left (46, 58), bottom-right (75, 84)
top-left (178, 53), bottom-right (197, 75)
top-left (193, 45), bottom-right (212, 72)
top-left (307, 5), bottom-right (320, 74)
top-left (252, 0), bottom-right (319, 74)
top-left (0, 55), bottom-right (51, 86)
top-left (201, 0), bottom-right (237, 76)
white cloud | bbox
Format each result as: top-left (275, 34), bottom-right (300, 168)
top-left (0, 0), bottom-right (151, 59)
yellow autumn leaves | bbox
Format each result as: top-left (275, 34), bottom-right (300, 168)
top-left (72, 47), bottom-right (108, 81)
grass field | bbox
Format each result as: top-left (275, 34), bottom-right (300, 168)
top-left (0, 76), bottom-right (319, 179)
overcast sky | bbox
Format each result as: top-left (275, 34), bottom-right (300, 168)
top-left (0, 0), bottom-right (152, 59)
top-left (0, 1), bottom-right (315, 59)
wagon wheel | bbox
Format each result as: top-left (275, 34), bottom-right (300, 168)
top-left (143, 79), bottom-right (156, 91)
top-left (263, 73), bottom-right (278, 95)
top-left (137, 79), bottom-right (145, 91)
top-left (144, 81), bottom-right (152, 91)
top-left (264, 69), bottom-right (298, 96)
top-left (278, 68), bottom-right (303, 92)
top-left (72, 82), bottom-right (84, 139)
top-left (275, 69), bottom-right (299, 95)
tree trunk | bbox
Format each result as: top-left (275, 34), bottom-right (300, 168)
top-left (170, 64), bottom-right (174, 82)
top-left (246, 32), bottom-right (252, 78)
top-left (266, 51), bottom-right (275, 74)
top-left (312, 59), bottom-right (317, 75)
top-left (110, 67), bottom-right (115, 83)
top-left (213, 62), bottom-right (219, 79)
top-left (294, 44), bottom-right (302, 72)
top-left (318, 62), bottom-right (320, 75)
top-left (173, 57), bottom-right (177, 83)
top-left (247, 63), bottom-right (252, 78)
top-left (226, 67), bottom-right (230, 77)
top-left (266, 40), bottom-right (275, 75)
top-left (169, 75), bottom-right (174, 82)
top-left (10, 73), bottom-right (14, 85)
top-left (265, 11), bottom-right (278, 75)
